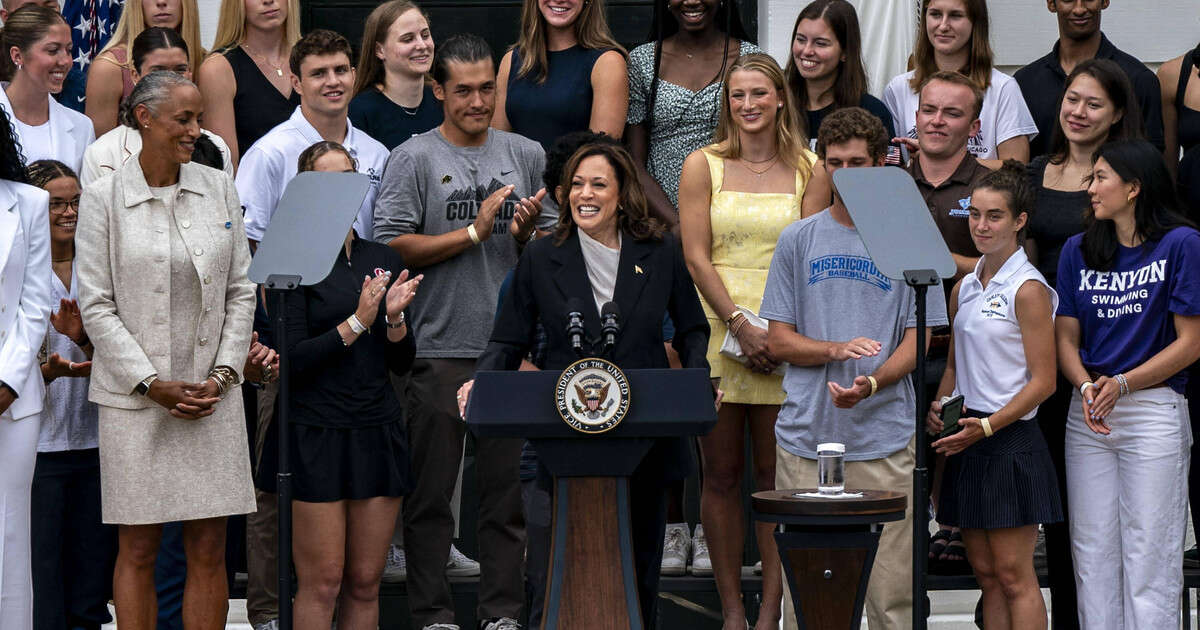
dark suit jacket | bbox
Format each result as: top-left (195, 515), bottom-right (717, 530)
top-left (477, 228), bottom-right (711, 482)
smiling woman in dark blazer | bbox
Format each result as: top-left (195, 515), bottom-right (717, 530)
top-left (460, 141), bottom-right (710, 628)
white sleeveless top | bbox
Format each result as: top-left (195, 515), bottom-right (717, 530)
top-left (953, 248), bottom-right (1058, 419)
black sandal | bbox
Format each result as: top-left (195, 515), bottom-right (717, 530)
top-left (939, 530), bottom-right (971, 575)
top-left (928, 528), bottom-right (953, 560)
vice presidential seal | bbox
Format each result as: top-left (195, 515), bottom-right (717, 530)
top-left (555, 358), bottom-right (631, 434)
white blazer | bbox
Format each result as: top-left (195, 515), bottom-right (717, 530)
top-left (0, 83), bottom-right (95, 174)
top-left (0, 179), bottom-right (52, 421)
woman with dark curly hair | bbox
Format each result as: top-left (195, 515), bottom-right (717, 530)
top-left (458, 141), bottom-right (712, 629)
top-left (0, 107), bottom-right (54, 630)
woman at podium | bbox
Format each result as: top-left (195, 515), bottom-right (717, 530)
top-left (462, 142), bottom-right (711, 628)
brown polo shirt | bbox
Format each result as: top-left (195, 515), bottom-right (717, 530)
top-left (908, 152), bottom-right (991, 259)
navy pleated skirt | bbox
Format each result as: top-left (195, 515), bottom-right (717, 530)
top-left (256, 419), bottom-right (412, 503)
top-left (938, 411), bottom-right (1064, 529)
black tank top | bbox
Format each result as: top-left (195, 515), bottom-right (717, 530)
top-left (1176, 46), bottom-right (1200, 153)
top-left (224, 46), bottom-right (301, 155)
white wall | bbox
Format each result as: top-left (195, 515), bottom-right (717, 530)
top-left (757, 0), bottom-right (1200, 97)
top-left (199, 0), bottom-right (220, 49)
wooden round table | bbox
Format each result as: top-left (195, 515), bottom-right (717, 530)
top-left (753, 489), bottom-right (907, 630)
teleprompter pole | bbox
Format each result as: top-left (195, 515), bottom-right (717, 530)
top-left (905, 269), bottom-right (938, 630)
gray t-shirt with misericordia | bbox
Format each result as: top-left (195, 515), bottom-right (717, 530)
top-left (760, 210), bottom-right (948, 462)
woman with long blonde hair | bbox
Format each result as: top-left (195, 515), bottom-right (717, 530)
top-left (195, 0), bottom-right (301, 166)
top-left (677, 53), bottom-right (829, 630)
top-left (881, 0), bottom-right (1036, 161)
top-left (491, 0), bottom-right (627, 150)
top-left (83, 0), bottom-right (202, 136)
top-left (348, 0), bottom-right (441, 150)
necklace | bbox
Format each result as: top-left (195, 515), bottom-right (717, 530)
top-left (243, 44), bottom-right (285, 77)
top-left (740, 153), bottom-right (778, 176)
top-left (52, 257), bottom-right (72, 262)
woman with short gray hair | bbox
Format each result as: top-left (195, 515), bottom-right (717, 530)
top-left (76, 71), bottom-right (257, 630)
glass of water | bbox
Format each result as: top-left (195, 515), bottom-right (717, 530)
top-left (817, 442), bottom-right (845, 495)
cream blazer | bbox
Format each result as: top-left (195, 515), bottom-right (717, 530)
top-left (0, 180), bottom-right (52, 420)
top-left (77, 159), bottom-right (255, 409)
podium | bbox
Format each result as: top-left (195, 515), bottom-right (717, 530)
top-left (466, 367), bottom-right (717, 630)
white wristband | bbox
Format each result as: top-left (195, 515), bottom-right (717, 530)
top-left (1079, 381), bottom-right (1095, 395)
top-left (347, 314), bottom-right (368, 335)
top-left (467, 224), bottom-right (481, 245)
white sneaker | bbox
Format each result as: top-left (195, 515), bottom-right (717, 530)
top-left (253, 620), bottom-right (279, 630)
top-left (381, 544), bottom-right (406, 582)
top-left (690, 524), bottom-right (712, 576)
top-left (446, 544), bottom-right (481, 577)
top-left (660, 523), bottom-right (690, 575)
top-left (480, 618), bottom-right (521, 630)
top-left (422, 625), bottom-right (460, 630)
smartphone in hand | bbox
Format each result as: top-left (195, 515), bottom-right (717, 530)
top-left (938, 394), bottom-right (965, 440)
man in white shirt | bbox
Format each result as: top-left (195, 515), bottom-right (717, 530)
top-left (237, 29), bottom-right (388, 246)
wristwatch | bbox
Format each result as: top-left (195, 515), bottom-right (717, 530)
top-left (385, 312), bottom-right (406, 329)
top-left (134, 374), bottom-right (158, 396)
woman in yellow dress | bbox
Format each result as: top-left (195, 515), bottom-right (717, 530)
top-left (678, 52), bottom-right (830, 630)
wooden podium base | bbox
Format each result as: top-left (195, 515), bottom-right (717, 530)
top-left (753, 489), bottom-right (907, 630)
top-left (543, 477), bottom-right (643, 630)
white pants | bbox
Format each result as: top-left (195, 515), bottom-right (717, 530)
top-left (0, 412), bottom-right (39, 630)
top-left (1066, 387), bottom-right (1191, 629)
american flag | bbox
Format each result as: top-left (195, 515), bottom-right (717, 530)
top-left (62, 0), bottom-right (122, 75)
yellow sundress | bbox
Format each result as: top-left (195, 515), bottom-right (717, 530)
top-left (698, 146), bottom-right (816, 405)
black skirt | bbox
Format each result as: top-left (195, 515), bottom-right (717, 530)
top-left (256, 418), bottom-right (412, 503)
top-left (938, 411), bottom-right (1064, 529)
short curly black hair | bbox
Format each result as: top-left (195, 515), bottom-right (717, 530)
top-left (542, 131), bottom-right (622, 204)
top-left (816, 106), bottom-right (889, 163)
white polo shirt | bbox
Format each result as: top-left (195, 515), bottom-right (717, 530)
top-left (953, 248), bottom-right (1058, 418)
top-left (237, 106), bottom-right (388, 242)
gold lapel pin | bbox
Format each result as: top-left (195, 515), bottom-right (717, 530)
top-left (634, 265), bottom-right (644, 275)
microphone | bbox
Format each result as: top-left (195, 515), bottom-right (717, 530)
top-left (566, 297), bottom-right (586, 357)
top-left (600, 301), bottom-right (620, 355)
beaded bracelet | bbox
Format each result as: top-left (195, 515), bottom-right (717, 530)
top-left (1115, 373), bottom-right (1130, 397)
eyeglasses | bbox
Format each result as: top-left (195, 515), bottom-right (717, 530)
top-left (49, 198), bottom-right (81, 213)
